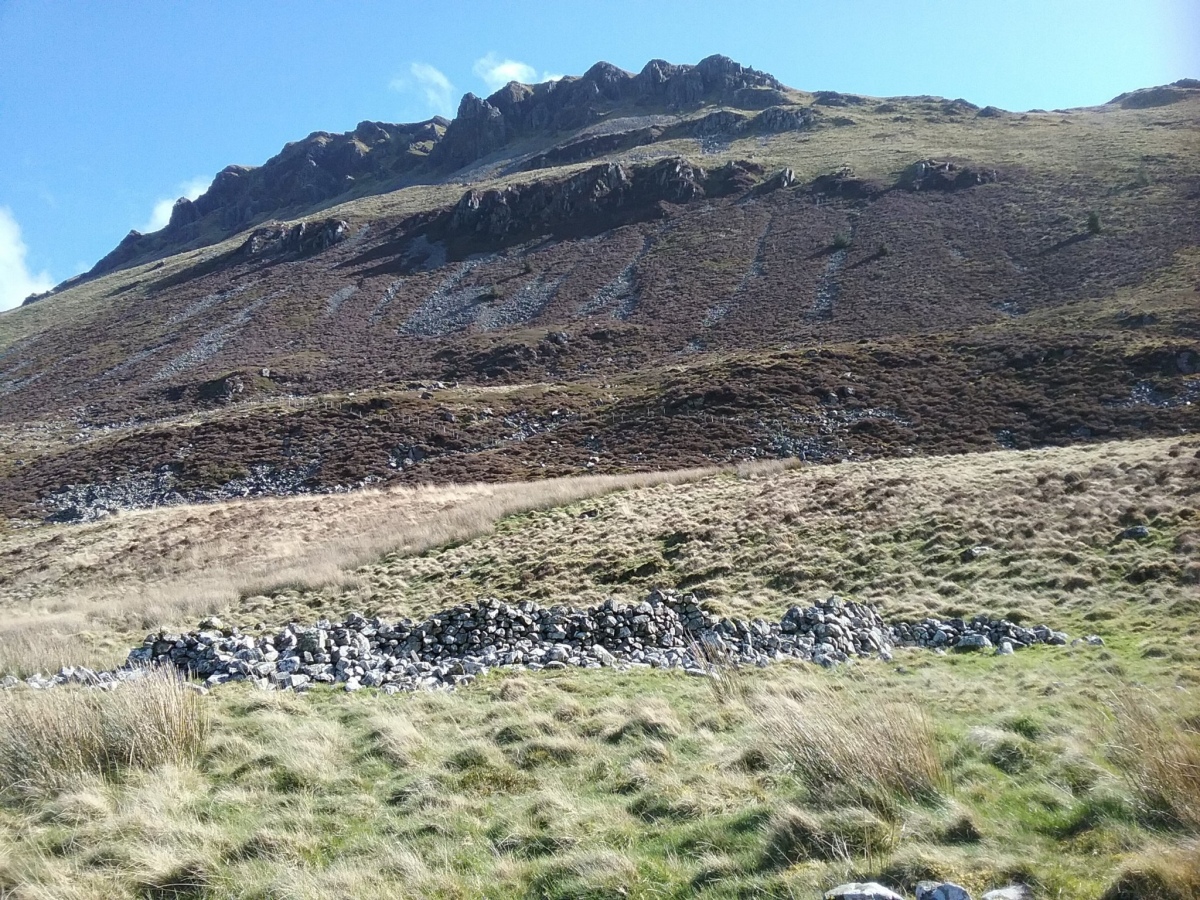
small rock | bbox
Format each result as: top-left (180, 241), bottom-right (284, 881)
top-left (825, 884), bottom-right (904, 900)
top-left (917, 882), bottom-right (972, 900)
top-left (995, 640), bottom-right (1014, 655)
top-left (198, 616), bottom-right (224, 631)
top-left (982, 888), bottom-right (1032, 900)
top-left (1120, 525), bottom-right (1151, 540)
top-left (961, 545), bottom-right (992, 562)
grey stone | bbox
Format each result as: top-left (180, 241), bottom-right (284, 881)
top-left (917, 882), bottom-right (972, 900)
top-left (981, 888), bottom-right (1032, 900)
top-left (6, 591), bottom-right (1071, 695)
top-left (1120, 525), bottom-right (1150, 540)
top-left (955, 633), bottom-right (993, 651)
top-left (825, 883), bottom-right (905, 900)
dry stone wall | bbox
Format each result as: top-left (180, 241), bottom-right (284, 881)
top-left (3, 590), bottom-right (1074, 693)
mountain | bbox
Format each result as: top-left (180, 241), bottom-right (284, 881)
top-left (1, 57), bottom-right (1198, 523)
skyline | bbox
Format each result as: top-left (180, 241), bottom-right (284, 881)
top-left (1, 0), bottom-right (1197, 310)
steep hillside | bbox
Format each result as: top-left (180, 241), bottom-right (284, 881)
top-left (1, 58), bottom-right (1198, 523)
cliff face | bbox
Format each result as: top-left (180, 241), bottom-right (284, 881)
top-left (82, 55), bottom-right (799, 280)
top-left (433, 55), bottom-right (790, 167)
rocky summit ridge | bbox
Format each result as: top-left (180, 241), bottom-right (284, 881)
top-left (78, 55), bottom-right (795, 282)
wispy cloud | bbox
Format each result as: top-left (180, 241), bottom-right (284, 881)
top-left (473, 53), bottom-right (562, 92)
top-left (141, 176), bottom-right (210, 234)
top-left (390, 62), bottom-right (456, 117)
top-left (0, 207), bottom-right (54, 311)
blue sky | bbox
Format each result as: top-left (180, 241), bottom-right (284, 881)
top-left (0, 0), bottom-right (1196, 310)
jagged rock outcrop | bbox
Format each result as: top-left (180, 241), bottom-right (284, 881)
top-left (524, 126), bottom-right (664, 170)
top-left (237, 217), bottom-right (350, 258)
top-left (523, 103), bottom-right (815, 173)
top-left (899, 159), bottom-right (999, 192)
top-left (813, 90), bottom-right (868, 107)
top-left (84, 119), bottom-right (446, 279)
top-left (433, 54), bottom-right (793, 168)
top-left (78, 55), bottom-right (799, 282)
top-left (1110, 79), bottom-right (1200, 109)
top-left (811, 167), bottom-right (884, 201)
top-left (434, 156), bottom-right (761, 248)
top-left (757, 104), bottom-right (818, 132)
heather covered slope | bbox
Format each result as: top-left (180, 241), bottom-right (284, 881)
top-left (1, 60), bottom-right (1198, 522)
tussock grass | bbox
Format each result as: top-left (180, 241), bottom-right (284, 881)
top-left (755, 682), bottom-right (945, 804)
top-left (1101, 842), bottom-right (1200, 900)
top-left (1107, 693), bottom-right (1200, 829)
top-left (0, 669), bottom-right (206, 801)
top-left (763, 805), bottom-right (896, 866)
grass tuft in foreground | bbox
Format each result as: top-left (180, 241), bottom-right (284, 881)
top-left (0, 668), bottom-right (206, 802)
top-left (1108, 692), bottom-right (1200, 829)
top-left (755, 681), bottom-right (945, 807)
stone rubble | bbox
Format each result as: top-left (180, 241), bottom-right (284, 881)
top-left (5, 591), bottom-right (1071, 694)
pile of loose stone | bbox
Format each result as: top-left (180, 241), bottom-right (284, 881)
top-left (1, 590), bottom-right (1076, 693)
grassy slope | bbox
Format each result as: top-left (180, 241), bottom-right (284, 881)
top-left (1, 438), bottom-right (1198, 899)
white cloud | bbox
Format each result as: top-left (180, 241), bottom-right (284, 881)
top-left (0, 207), bottom-right (54, 311)
top-left (473, 53), bottom-right (562, 92)
top-left (391, 62), bottom-right (456, 117)
top-left (141, 176), bottom-right (210, 234)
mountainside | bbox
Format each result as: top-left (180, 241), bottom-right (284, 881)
top-left (1, 57), bottom-right (1198, 523)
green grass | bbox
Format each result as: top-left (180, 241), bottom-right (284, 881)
top-left (1, 647), bottom-right (1197, 899)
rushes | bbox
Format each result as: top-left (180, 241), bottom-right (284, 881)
top-left (0, 668), bottom-right (207, 801)
top-left (754, 683), bottom-right (945, 804)
top-left (1107, 693), bottom-right (1200, 830)
top-left (686, 633), bottom-right (748, 706)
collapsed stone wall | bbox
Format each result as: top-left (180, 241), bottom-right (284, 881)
top-left (4, 591), bottom-right (1076, 694)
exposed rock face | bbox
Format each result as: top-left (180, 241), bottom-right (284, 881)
top-left (431, 157), bottom-right (763, 250)
top-left (78, 55), bottom-right (797, 283)
top-left (899, 159), bottom-right (999, 192)
top-left (757, 104), bottom-right (818, 131)
top-left (85, 119), bottom-right (446, 278)
top-left (1110, 79), bottom-right (1200, 109)
top-left (524, 126), bottom-right (663, 170)
top-left (237, 218), bottom-right (350, 258)
top-left (813, 90), bottom-right (868, 107)
top-left (433, 54), bottom-right (791, 168)
top-left (810, 167), bottom-right (883, 201)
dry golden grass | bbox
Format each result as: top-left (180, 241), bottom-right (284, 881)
top-left (1101, 842), bottom-right (1200, 900)
top-left (755, 680), bottom-right (945, 805)
top-left (341, 435), bottom-right (1200, 627)
top-left (0, 668), bottom-right (206, 802)
top-left (0, 466), bottom-right (726, 671)
top-left (1108, 692), bottom-right (1200, 830)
